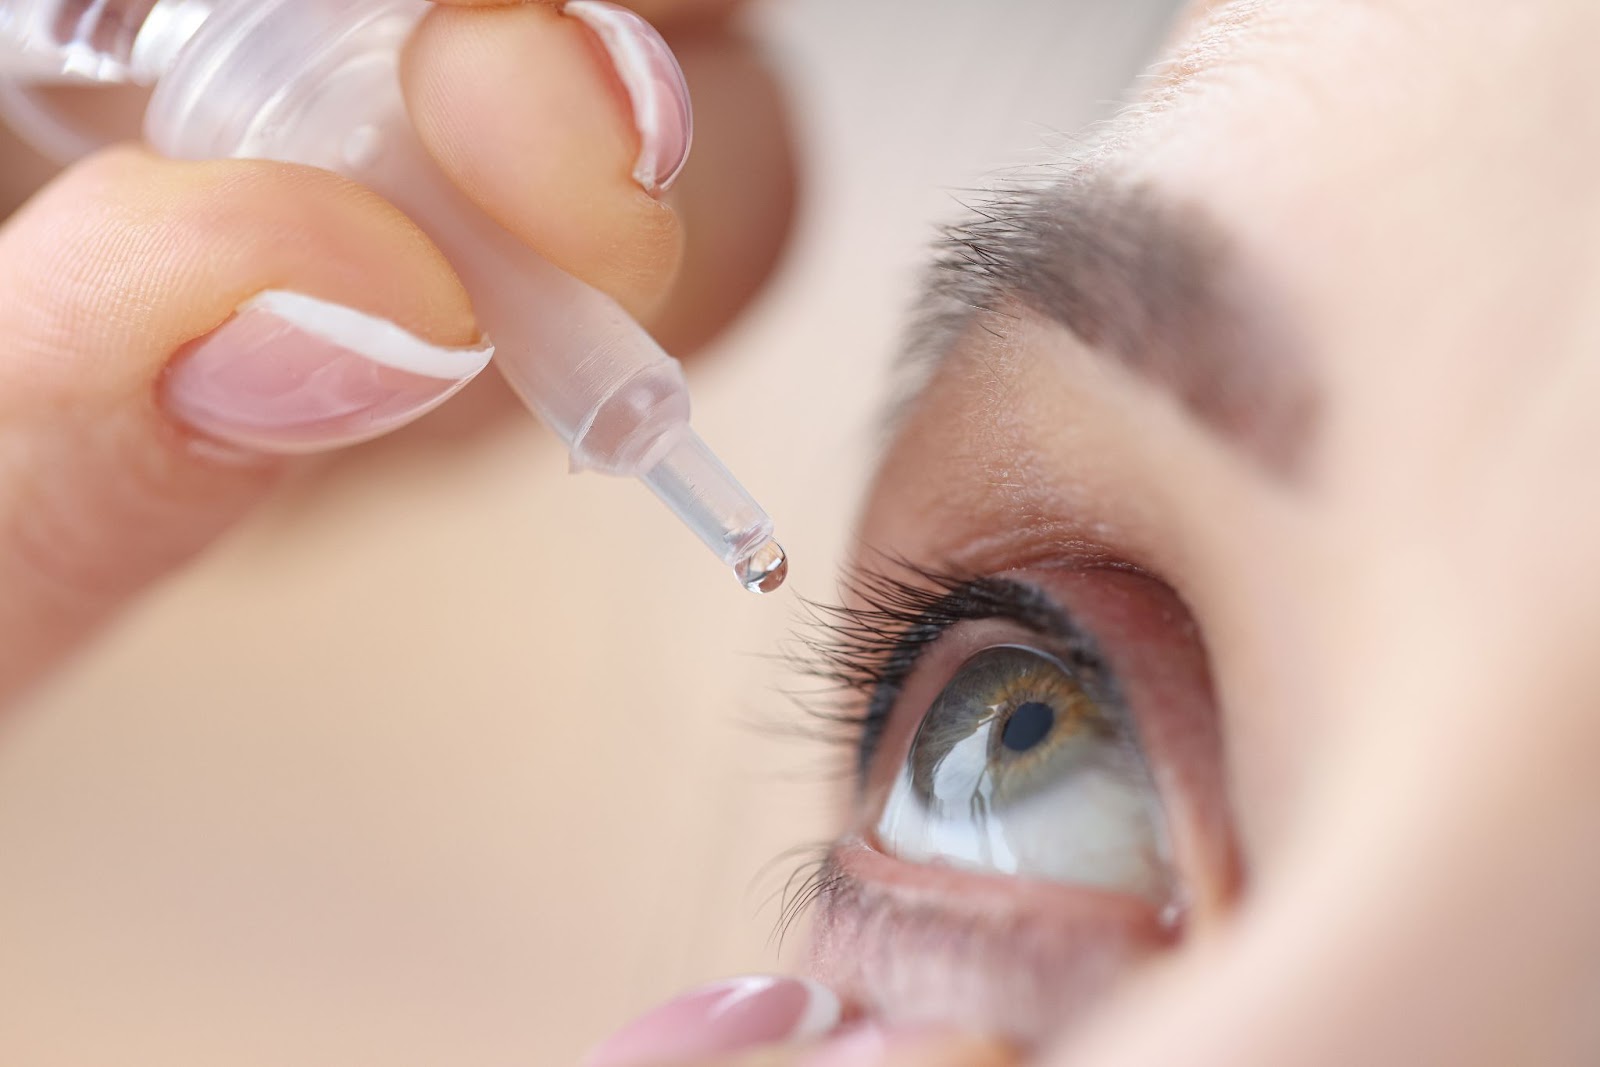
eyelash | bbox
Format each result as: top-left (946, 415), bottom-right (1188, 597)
top-left (791, 559), bottom-right (1117, 785)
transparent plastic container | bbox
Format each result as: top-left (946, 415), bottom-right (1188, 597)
top-left (0, 0), bottom-right (786, 591)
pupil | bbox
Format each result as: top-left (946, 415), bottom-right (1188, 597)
top-left (1001, 701), bottom-right (1055, 753)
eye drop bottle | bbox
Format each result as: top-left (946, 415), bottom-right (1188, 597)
top-left (0, 0), bottom-right (788, 593)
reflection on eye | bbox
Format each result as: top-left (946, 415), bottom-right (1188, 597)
top-left (876, 644), bottom-right (1174, 903)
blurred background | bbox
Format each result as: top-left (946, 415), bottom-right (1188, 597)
top-left (0, 2), bottom-right (1178, 1063)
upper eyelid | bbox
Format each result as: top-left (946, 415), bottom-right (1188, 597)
top-left (794, 563), bottom-right (1112, 785)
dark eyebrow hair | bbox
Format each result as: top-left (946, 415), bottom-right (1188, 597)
top-left (903, 176), bottom-right (1317, 477)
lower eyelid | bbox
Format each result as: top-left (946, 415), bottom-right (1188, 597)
top-left (810, 837), bottom-right (1175, 1047)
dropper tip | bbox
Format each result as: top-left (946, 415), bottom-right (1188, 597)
top-left (736, 539), bottom-right (788, 594)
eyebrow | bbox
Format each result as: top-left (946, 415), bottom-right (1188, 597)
top-left (903, 176), bottom-right (1317, 478)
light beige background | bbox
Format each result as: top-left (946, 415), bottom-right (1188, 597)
top-left (0, 3), bottom-right (1176, 1063)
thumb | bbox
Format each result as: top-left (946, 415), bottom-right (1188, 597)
top-left (0, 146), bottom-right (488, 703)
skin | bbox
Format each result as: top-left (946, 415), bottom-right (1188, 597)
top-left (4, 1), bottom-right (1599, 1065)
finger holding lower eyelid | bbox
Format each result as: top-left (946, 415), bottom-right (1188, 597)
top-left (579, 974), bottom-right (1015, 1067)
top-left (697, 1030), bottom-right (1019, 1067)
top-left (582, 976), bottom-right (841, 1067)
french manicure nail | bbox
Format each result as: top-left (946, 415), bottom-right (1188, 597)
top-left (566, 0), bottom-right (693, 196)
top-left (162, 290), bottom-right (493, 454)
top-left (583, 975), bottom-right (841, 1067)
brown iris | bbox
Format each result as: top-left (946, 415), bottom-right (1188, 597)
top-left (908, 645), bottom-right (1123, 809)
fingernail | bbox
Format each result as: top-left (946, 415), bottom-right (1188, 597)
top-left (162, 291), bottom-right (493, 454)
top-left (583, 975), bottom-right (841, 1067)
top-left (566, 0), bottom-right (693, 196)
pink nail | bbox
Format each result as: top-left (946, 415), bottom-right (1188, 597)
top-left (583, 975), bottom-right (841, 1067)
top-left (566, 0), bottom-right (694, 195)
top-left (162, 291), bottom-right (493, 454)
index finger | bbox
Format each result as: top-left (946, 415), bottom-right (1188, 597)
top-left (702, 1033), bottom-right (1018, 1067)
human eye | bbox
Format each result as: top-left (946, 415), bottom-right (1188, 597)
top-left (794, 558), bottom-right (1236, 1039)
top-left (878, 639), bottom-right (1171, 904)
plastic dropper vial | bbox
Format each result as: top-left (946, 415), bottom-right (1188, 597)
top-left (0, 0), bottom-right (788, 594)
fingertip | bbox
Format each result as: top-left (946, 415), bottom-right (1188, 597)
top-left (161, 288), bottom-right (494, 456)
top-left (4, 147), bottom-right (484, 394)
top-left (403, 2), bottom-right (688, 316)
top-left (0, 149), bottom-right (494, 697)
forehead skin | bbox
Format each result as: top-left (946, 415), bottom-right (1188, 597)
top-left (1137, 0), bottom-right (1600, 474)
top-left (1120, 0), bottom-right (1600, 810)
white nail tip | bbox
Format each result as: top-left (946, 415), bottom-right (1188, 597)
top-left (790, 978), bottom-right (844, 1041)
top-left (245, 290), bottom-right (495, 380)
top-left (565, 0), bottom-right (692, 194)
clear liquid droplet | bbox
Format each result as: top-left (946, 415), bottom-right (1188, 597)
top-left (736, 540), bottom-right (788, 594)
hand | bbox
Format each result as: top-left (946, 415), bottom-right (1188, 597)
top-left (0, 0), bottom-right (795, 705)
top-left (669, 1038), bottom-right (1016, 1067)
top-left (576, 976), bottom-right (1018, 1067)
